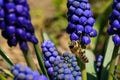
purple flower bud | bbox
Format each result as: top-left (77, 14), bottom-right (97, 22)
top-left (48, 67), bottom-right (54, 75)
top-left (0, 0), bottom-right (3, 6)
top-left (12, 69), bottom-right (19, 76)
top-left (16, 28), bottom-right (26, 40)
top-left (107, 26), bottom-right (115, 35)
top-left (17, 17), bottom-right (26, 26)
top-left (6, 13), bottom-right (16, 24)
top-left (45, 61), bottom-right (51, 67)
top-left (87, 17), bottom-right (95, 26)
top-left (82, 36), bottom-right (91, 44)
top-left (79, 16), bottom-right (87, 25)
top-left (25, 20), bottom-right (34, 33)
top-left (112, 20), bottom-right (120, 29)
top-left (75, 8), bottom-right (83, 16)
top-left (5, 2), bottom-right (15, 13)
top-left (116, 3), bottom-right (120, 10)
top-left (84, 25), bottom-right (93, 34)
top-left (6, 26), bottom-right (16, 35)
top-left (66, 22), bottom-right (76, 34)
top-left (19, 41), bottom-right (28, 51)
top-left (39, 75), bottom-right (48, 80)
top-left (112, 9), bottom-right (120, 17)
top-left (15, 0), bottom-right (26, 4)
top-left (18, 73), bottom-right (25, 79)
top-left (1, 30), bottom-right (10, 39)
top-left (70, 33), bottom-right (79, 41)
top-left (69, 6), bottom-right (76, 13)
top-left (89, 29), bottom-right (97, 37)
top-left (112, 35), bottom-right (120, 45)
top-left (45, 52), bottom-right (52, 57)
top-left (26, 32), bottom-right (32, 41)
top-left (71, 14), bottom-right (79, 23)
top-left (86, 3), bottom-right (91, 10)
top-left (0, 21), bottom-right (6, 30)
top-left (30, 35), bottom-right (38, 44)
top-left (81, 0), bottom-right (88, 3)
top-left (16, 5), bottom-right (24, 14)
top-left (80, 2), bottom-right (87, 10)
top-left (0, 9), bottom-right (5, 18)
top-left (52, 51), bottom-right (58, 57)
top-left (72, 1), bottom-right (80, 8)
top-left (83, 10), bottom-right (93, 17)
top-left (76, 25), bottom-right (84, 34)
top-left (26, 74), bottom-right (33, 80)
top-left (49, 56), bottom-right (55, 63)
top-left (7, 36), bottom-right (17, 47)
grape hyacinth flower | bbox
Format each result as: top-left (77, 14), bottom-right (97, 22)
top-left (41, 40), bottom-right (61, 75)
top-left (51, 60), bottom-right (75, 80)
top-left (10, 64), bottom-right (48, 80)
top-left (108, 0), bottom-right (120, 46)
top-left (95, 54), bottom-right (103, 73)
top-left (66, 0), bottom-right (97, 45)
top-left (0, 0), bottom-right (38, 51)
top-left (61, 52), bottom-right (82, 80)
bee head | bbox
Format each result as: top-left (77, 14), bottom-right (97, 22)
top-left (68, 40), bottom-right (78, 49)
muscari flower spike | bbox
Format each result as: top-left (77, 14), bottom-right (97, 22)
top-left (95, 54), bottom-right (103, 73)
top-left (61, 52), bottom-right (82, 80)
top-left (108, 0), bottom-right (120, 46)
top-left (66, 0), bottom-right (97, 45)
top-left (0, 0), bottom-right (38, 51)
top-left (10, 64), bottom-right (48, 80)
top-left (41, 40), bottom-right (61, 75)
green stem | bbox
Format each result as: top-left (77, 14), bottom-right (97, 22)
top-left (0, 48), bottom-right (14, 68)
top-left (108, 46), bottom-right (119, 80)
top-left (34, 44), bottom-right (49, 79)
top-left (77, 57), bottom-right (87, 80)
top-left (22, 50), bottom-right (37, 70)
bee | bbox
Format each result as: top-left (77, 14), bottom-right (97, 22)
top-left (68, 40), bottom-right (89, 63)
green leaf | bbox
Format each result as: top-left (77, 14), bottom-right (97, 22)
top-left (33, 31), bottom-right (50, 79)
top-left (86, 50), bottom-right (97, 80)
top-left (34, 44), bottom-right (49, 79)
top-left (0, 67), bottom-right (14, 78)
top-left (0, 74), bottom-right (7, 80)
top-left (41, 30), bottom-right (50, 41)
top-left (111, 74), bottom-right (118, 80)
top-left (102, 37), bottom-right (114, 69)
top-left (101, 37), bottom-right (114, 80)
top-left (0, 48), bottom-right (14, 68)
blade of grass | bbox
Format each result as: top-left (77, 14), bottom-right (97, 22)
top-left (33, 44), bottom-right (49, 79)
top-left (33, 31), bottom-right (49, 78)
top-left (0, 48), bottom-right (14, 68)
top-left (0, 67), bottom-right (14, 78)
top-left (22, 49), bottom-right (37, 70)
top-left (0, 74), bottom-right (7, 80)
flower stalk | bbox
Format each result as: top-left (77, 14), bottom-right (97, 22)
top-left (108, 45), bottom-right (119, 80)
top-left (34, 44), bottom-right (49, 79)
top-left (77, 57), bottom-right (87, 80)
top-left (0, 48), bottom-right (14, 68)
top-left (22, 50), bottom-right (37, 70)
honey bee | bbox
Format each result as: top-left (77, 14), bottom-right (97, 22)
top-left (68, 40), bottom-right (89, 63)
